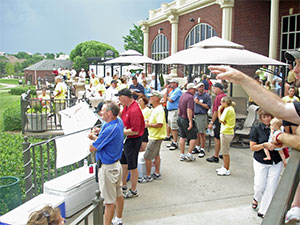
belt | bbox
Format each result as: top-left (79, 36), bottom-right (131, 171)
top-left (195, 113), bottom-right (207, 115)
top-left (168, 109), bottom-right (178, 111)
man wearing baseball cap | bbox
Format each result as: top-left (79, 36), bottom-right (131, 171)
top-left (177, 83), bottom-right (198, 161)
top-left (206, 82), bottom-right (226, 163)
top-left (139, 90), bottom-right (166, 183)
top-left (193, 82), bottom-right (211, 158)
top-left (115, 88), bottom-right (145, 199)
top-left (166, 78), bottom-right (182, 151)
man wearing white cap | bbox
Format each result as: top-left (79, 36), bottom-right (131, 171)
top-left (139, 90), bottom-right (166, 183)
top-left (177, 83), bottom-right (198, 161)
top-left (193, 82), bottom-right (211, 157)
top-left (166, 78), bottom-right (182, 150)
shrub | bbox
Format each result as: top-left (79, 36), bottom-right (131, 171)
top-left (0, 132), bottom-right (44, 215)
top-left (3, 103), bottom-right (21, 131)
top-left (10, 86), bottom-right (36, 95)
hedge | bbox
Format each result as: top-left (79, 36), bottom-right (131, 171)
top-left (10, 86), bottom-right (36, 95)
top-left (3, 103), bottom-right (22, 131)
top-left (0, 132), bottom-right (44, 215)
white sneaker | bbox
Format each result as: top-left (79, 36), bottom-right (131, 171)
top-left (285, 207), bottom-right (300, 224)
top-left (198, 148), bottom-right (205, 158)
top-left (180, 153), bottom-right (186, 161)
top-left (216, 166), bottom-right (225, 173)
top-left (217, 167), bottom-right (231, 176)
top-left (185, 153), bottom-right (196, 161)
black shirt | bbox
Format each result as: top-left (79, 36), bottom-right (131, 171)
top-left (249, 123), bottom-right (282, 165)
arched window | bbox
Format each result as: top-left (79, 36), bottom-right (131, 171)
top-left (151, 34), bottom-right (169, 74)
top-left (185, 23), bottom-right (217, 49)
top-left (184, 23), bottom-right (218, 76)
top-left (151, 34), bottom-right (169, 61)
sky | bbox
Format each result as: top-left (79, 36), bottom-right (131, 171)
top-left (0, 0), bottom-right (173, 55)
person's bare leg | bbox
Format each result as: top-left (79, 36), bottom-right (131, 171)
top-left (122, 165), bottom-right (128, 187)
top-left (223, 155), bottom-right (230, 170)
top-left (179, 137), bottom-right (186, 154)
top-left (145, 159), bottom-right (151, 176)
top-left (200, 133), bottom-right (206, 148)
top-left (214, 138), bottom-right (220, 157)
top-left (172, 130), bottom-right (178, 143)
top-left (104, 204), bottom-right (114, 225)
top-left (196, 133), bottom-right (201, 147)
top-left (140, 142), bottom-right (147, 152)
top-left (130, 168), bottom-right (138, 191)
top-left (291, 183), bottom-right (300, 208)
top-left (115, 196), bottom-right (124, 219)
top-left (188, 139), bottom-right (196, 154)
top-left (154, 155), bottom-right (160, 174)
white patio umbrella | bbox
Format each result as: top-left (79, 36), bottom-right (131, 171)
top-left (159, 36), bottom-right (286, 66)
top-left (105, 49), bottom-right (156, 64)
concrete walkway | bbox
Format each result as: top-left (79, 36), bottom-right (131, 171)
top-left (66, 139), bottom-right (264, 225)
top-left (121, 140), bottom-right (262, 225)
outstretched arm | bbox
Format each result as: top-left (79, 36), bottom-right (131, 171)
top-left (208, 66), bottom-right (300, 124)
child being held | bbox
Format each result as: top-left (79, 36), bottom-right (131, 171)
top-left (263, 118), bottom-right (287, 167)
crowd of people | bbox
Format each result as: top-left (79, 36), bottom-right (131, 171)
top-left (28, 49), bottom-right (300, 224)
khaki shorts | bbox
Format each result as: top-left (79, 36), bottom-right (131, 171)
top-left (194, 114), bottom-right (208, 133)
top-left (220, 133), bottom-right (234, 155)
top-left (168, 110), bottom-right (179, 130)
top-left (98, 161), bottom-right (123, 204)
top-left (144, 139), bottom-right (163, 160)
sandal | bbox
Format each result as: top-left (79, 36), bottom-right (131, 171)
top-left (252, 199), bottom-right (258, 209)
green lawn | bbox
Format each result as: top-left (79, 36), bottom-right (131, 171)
top-left (0, 78), bottom-right (21, 85)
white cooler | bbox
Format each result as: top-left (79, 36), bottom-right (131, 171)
top-left (137, 152), bottom-right (156, 178)
top-left (43, 166), bottom-right (98, 217)
top-left (0, 193), bottom-right (65, 225)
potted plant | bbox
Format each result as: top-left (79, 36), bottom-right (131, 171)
top-left (25, 100), bottom-right (48, 132)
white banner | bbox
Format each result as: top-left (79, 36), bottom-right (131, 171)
top-left (55, 102), bottom-right (99, 168)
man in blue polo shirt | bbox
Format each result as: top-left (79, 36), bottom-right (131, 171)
top-left (166, 78), bottom-right (182, 150)
top-left (90, 102), bottom-right (124, 225)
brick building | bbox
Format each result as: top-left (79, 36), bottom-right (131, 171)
top-left (138, 0), bottom-right (300, 77)
top-left (24, 59), bottom-right (72, 84)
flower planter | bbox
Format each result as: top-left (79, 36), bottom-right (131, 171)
top-left (26, 113), bottom-right (47, 132)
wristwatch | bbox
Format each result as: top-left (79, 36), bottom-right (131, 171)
top-left (209, 121), bottom-right (214, 124)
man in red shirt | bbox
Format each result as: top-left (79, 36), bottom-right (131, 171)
top-left (116, 88), bottom-right (145, 198)
top-left (206, 83), bottom-right (227, 163)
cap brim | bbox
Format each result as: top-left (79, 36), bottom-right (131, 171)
top-left (285, 50), bottom-right (300, 61)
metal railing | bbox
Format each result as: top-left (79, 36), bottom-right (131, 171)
top-left (21, 90), bottom-right (78, 133)
top-left (22, 136), bottom-right (87, 200)
top-left (69, 190), bottom-right (104, 225)
top-left (262, 150), bottom-right (300, 225)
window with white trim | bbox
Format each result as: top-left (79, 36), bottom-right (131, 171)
top-left (185, 23), bottom-right (217, 49)
top-left (151, 34), bottom-right (169, 74)
top-left (184, 23), bottom-right (218, 76)
top-left (280, 13), bottom-right (300, 62)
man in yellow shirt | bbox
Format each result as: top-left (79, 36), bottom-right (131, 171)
top-left (53, 76), bottom-right (67, 125)
top-left (139, 91), bottom-right (166, 183)
top-left (282, 86), bottom-right (299, 134)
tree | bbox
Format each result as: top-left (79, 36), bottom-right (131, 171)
top-left (70, 40), bottom-right (119, 71)
top-left (14, 52), bottom-right (31, 59)
top-left (123, 24), bottom-right (143, 54)
top-left (0, 56), bottom-right (8, 75)
top-left (44, 53), bottom-right (55, 59)
top-left (5, 63), bottom-right (15, 75)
